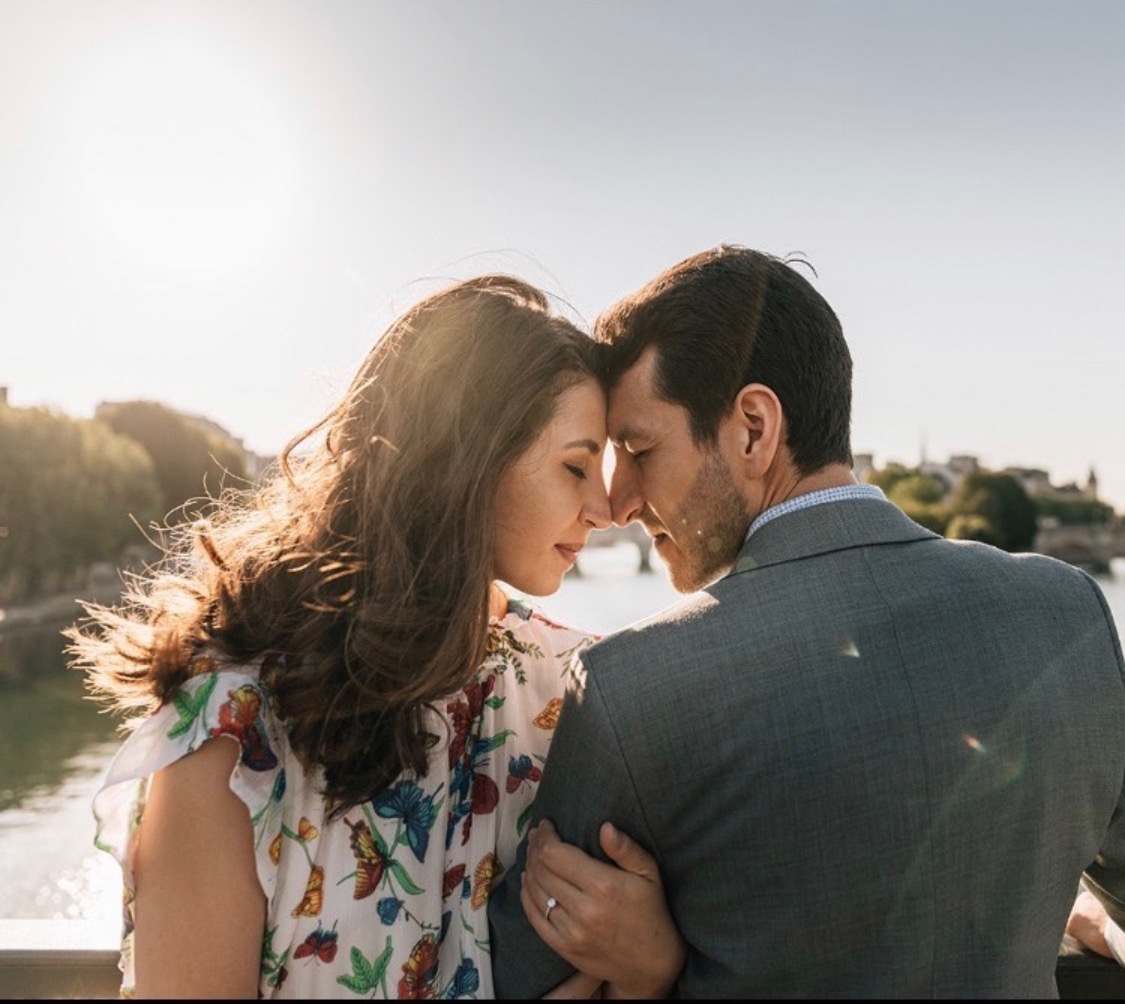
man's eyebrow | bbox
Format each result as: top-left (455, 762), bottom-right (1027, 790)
top-left (563, 438), bottom-right (602, 455)
top-left (610, 427), bottom-right (646, 448)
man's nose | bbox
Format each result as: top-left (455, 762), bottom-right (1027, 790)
top-left (609, 454), bottom-right (644, 527)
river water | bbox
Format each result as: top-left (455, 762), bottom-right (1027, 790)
top-left (2, 548), bottom-right (1123, 939)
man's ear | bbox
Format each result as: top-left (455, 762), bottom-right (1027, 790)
top-left (727, 383), bottom-right (785, 479)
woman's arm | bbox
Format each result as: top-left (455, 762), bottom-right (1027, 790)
top-left (133, 737), bottom-right (266, 998)
top-left (521, 820), bottom-right (686, 998)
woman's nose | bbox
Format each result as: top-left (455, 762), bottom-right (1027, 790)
top-left (609, 454), bottom-right (644, 527)
top-left (583, 478), bottom-right (612, 531)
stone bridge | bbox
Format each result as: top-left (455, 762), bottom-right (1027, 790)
top-left (1034, 520), bottom-right (1125, 574)
top-left (584, 522), bottom-right (654, 572)
top-left (582, 519), bottom-right (1125, 577)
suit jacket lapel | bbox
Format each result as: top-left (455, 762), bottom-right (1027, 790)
top-left (728, 497), bottom-right (939, 578)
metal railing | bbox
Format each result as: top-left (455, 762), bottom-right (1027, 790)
top-left (0, 920), bottom-right (120, 999)
top-left (1, 919), bottom-right (1123, 999)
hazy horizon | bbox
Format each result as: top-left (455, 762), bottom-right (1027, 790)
top-left (3, 0), bottom-right (1123, 504)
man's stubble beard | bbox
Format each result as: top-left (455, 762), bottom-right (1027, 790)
top-left (663, 447), bottom-right (753, 593)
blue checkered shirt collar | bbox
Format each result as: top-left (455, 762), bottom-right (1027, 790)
top-left (744, 483), bottom-right (887, 542)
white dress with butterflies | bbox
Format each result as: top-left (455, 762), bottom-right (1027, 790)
top-left (93, 598), bottom-right (591, 999)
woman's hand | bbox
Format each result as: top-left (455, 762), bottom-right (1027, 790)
top-left (1068, 888), bottom-right (1114, 959)
top-left (520, 820), bottom-right (686, 999)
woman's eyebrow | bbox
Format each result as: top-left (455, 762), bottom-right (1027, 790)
top-left (563, 438), bottom-right (602, 455)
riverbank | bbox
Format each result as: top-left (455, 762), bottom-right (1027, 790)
top-left (0, 573), bottom-right (127, 632)
top-left (0, 575), bottom-right (128, 683)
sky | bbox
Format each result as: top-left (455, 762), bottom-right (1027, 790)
top-left (2, 0), bottom-right (1123, 505)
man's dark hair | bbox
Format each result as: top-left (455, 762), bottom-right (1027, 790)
top-left (595, 245), bottom-right (853, 475)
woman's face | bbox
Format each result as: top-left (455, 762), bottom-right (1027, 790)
top-left (493, 378), bottom-right (612, 595)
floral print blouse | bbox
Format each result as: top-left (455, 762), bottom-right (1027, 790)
top-left (93, 598), bottom-right (592, 998)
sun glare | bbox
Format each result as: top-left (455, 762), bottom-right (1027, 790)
top-left (74, 30), bottom-right (300, 272)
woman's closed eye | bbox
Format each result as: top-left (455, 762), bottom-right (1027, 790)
top-left (565, 463), bottom-right (587, 480)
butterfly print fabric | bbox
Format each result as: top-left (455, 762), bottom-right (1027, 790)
top-left (93, 598), bottom-right (592, 998)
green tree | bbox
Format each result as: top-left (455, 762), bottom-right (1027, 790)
top-left (946, 513), bottom-right (1003, 547)
top-left (871, 468), bottom-right (950, 534)
top-left (947, 471), bottom-right (1038, 552)
top-left (865, 462), bottom-right (911, 494)
top-left (898, 502), bottom-right (949, 536)
top-left (74, 419), bottom-right (164, 564)
top-left (888, 473), bottom-right (947, 508)
top-left (1033, 496), bottom-right (1115, 526)
top-left (96, 401), bottom-right (248, 521)
top-left (0, 406), bottom-right (161, 603)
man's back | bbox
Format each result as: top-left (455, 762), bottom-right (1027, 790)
top-left (489, 498), bottom-right (1125, 997)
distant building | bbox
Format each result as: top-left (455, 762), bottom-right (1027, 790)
top-left (948, 455), bottom-right (980, 479)
top-left (861, 451), bottom-right (1097, 506)
top-left (245, 452), bottom-right (277, 481)
top-left (1005, 467), bottom-right (1053, 498)
top-left (1004, 464), bottom-right (1100, 503)
top-left (918, 453), bottom-right (979, 493)
top-left (1054, 481), bottom-right (1087, 498)
top-left (164, 409), bottom-right (276, 480)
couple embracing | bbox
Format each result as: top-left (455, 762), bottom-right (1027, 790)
top-left (76, 247), bottom-right (1125, 998)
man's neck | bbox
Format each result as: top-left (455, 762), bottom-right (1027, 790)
top-left (758, 463), bottom-right (858, 514)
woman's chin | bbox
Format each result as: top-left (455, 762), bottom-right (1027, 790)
top-left (505, 570), bottom-right (565, 598)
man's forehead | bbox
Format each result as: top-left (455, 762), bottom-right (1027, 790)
top-left (613, 345), bottom-right (659, 395)
top-left (608, 347), bottom-right (656, 409)
top-left (606, 401), bottom-right (653, 445)
top-left (607, 348), bottom-right (679, 443)
top-left (607, 370), bottom-right (652, 442)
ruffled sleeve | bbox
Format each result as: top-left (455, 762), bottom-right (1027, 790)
top-left (93, 668), bottom-right (289, 903)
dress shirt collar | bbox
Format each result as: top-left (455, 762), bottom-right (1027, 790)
top-left (744, 483), bottom-right (887, 542)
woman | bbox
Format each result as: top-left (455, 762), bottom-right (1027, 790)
top-left (71, 277), bottom-right (683, 998)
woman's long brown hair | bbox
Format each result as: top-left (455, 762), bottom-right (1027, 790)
top-left (68, 276), bottom-right (600, 811)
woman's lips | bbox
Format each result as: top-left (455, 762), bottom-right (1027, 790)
top-left (555, 544), bottom-right (581, 564)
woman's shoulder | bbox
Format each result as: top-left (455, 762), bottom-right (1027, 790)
top-left (94, 650), bottom-right (294, 866)
top-left (491, 596), bottom-right (598, 663)
top-left (155, 651), bottom-right (287, 759)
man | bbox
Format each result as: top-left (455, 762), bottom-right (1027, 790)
top-left (489, 247), bottom-right (1125, 996)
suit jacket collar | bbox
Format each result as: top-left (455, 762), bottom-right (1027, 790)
top-left (727, 496), bottom-right (939, 578)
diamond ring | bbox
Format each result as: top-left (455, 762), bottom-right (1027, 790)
top-left (544, 896), bottom-right (558, 922)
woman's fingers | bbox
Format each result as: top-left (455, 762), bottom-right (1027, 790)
top-left (520, 870), bottom-right (573, 954)
top-left (598, 822), bottom-right (660, 884)
top-left (521, 860), bottom-right (559, 924)
top-left (527, 822), bottom-right (588, 900)
top-left (529, 821), bottom-right (623, 896)
top-left (521, 820), bottom-right (687, 997)
top-left (521, 872), bottom-right (609, 981)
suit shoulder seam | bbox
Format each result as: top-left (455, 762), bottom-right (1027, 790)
top-left (582, 649), bottom-right (664, 862)
top-left (1077, 572), bottom-right (1125, 694)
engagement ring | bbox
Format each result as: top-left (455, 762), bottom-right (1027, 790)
top-left (545, 896), bottom-right (558, 922)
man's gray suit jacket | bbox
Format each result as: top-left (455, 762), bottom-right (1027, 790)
top-left (489, 496), bottom-right (1125, 998)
